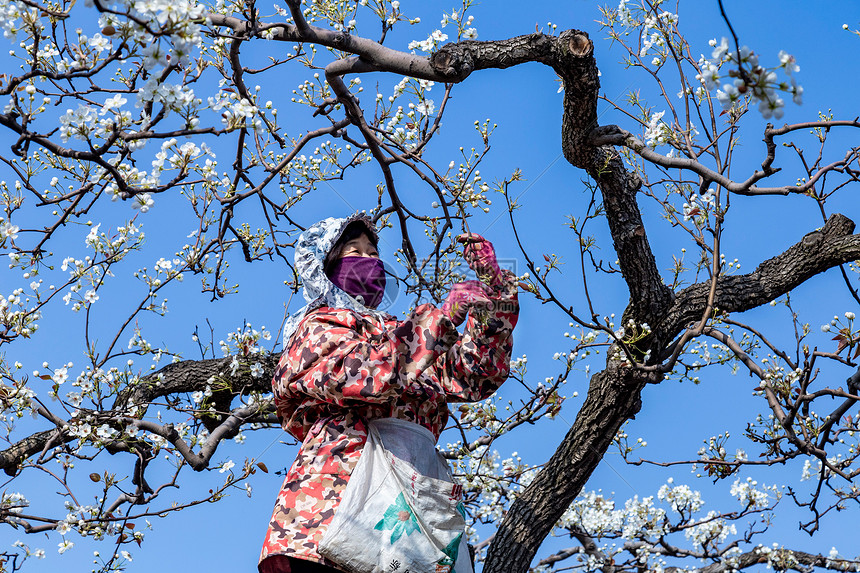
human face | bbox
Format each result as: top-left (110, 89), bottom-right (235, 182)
top-left (339, 233), bottom-right (379, 259)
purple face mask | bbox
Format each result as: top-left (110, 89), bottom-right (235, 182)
top-left (328, 256), bottom-right (386, 308)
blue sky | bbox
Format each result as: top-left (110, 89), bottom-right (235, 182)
top-left (4, 0), bottom-right (860, 571)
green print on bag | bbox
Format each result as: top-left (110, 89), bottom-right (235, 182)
top-left (374, 492), bottom-right (421, 543)
top-left (437, 533), bottom-right (462, 567)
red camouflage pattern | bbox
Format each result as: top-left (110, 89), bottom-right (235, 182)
top-left (259, 271), bottom-right (519, 570)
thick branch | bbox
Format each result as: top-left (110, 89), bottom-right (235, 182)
top-left (114, 354), bottom-right (278, 410)
top-left (550, 33), bottom-right (674, 324)
top-left (0, 429), bottom-right (71, 476)
top-left (0, 355), bottom-right (278, 473)
top-left (660, 213), bottom-right (859, 339)
top-left (209, 13), bottom-right (566, 84)
top-left (663, 546), bottom-right (858, 572)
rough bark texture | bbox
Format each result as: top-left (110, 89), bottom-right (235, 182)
top-left (115, 354), bottom-right (278, 410)
top-left (430, 33), bottom-right (558, 80)
top-left (481, 31), bottom-right (676, 573)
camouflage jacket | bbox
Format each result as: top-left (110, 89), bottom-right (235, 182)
top-left (259, 274), bottom-right (518, 568)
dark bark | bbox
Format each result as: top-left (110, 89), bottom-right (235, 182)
top-left (662, 546), bottom-right (840, 572)
top-left (480, 31), bottom-right (673, 573)
top-left (114, 354), bottom-right (278, 410)
top-left (0, 429), bottom-right (71, 476)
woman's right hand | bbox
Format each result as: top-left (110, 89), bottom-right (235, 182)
top-left (441, 280), bottom-right (493, 326)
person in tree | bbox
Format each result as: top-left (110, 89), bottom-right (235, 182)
top-left (258, 213), bottom-right (519, 573)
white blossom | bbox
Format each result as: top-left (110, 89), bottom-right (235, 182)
top-left (52, 367), bottom-right (69, 385)
top-left (1, 222), bottom-right (19, 240)
top-left (415, 99), bottom-right (435, 116)
top-left (100, 94), bottom-right (127, 116)
top-left (59, 105), bottom-right (98, 142)
top-left (132, 193), bottom-right (154, 213)
top-left (88, 33), bottom-right (110, 53)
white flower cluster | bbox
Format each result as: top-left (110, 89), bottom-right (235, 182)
top-left (407, 9), bottom-right (477, 52)
top-left (616, 0), bottom-right (633, 28)
top-left (139, 79), bottom-right (198, 112)
top-left (690, 341), bottom-right (731, 370)
top-left (0, 371), bottom-right (37, 424)
top-left (441, 9), bottom-right (477, 41)
top-left (208, 87), bottom-right (260, 132)
top-left (562, 480), bottom-right (744, 552)
top-left (657, 479), bottom-right (704, 514)
top-left (1, 491), bottom-right (29, 524)
top-left (60, 222), bottom-right (145, 311)
top-left (730, 476), bottom-right (779, 509)
top-left (707, 38), bottom-right (802, 119)
top-left (105, 164), bottom-right (161, 202)
top-left (614, 0), bottom-right (678, 57)
top-left (48, 500), bottom-right (146, 549)
top-left (219, 322), bottom-right (271, 357)
top-left (509, 354), bottom-right (528, 370)
top-left (551, 476), bottom-right (789, 570)
top-left (643, 110), bottom-right (670, 147)
top-left (643, 109), bottom-right (699, 150)
top-left (43, 0), bottom-right (206, 147)
top-left (800, 458), bottom-right (817, 481)
top-left (408, 29), bottom-right (448, 52)
top-left (638, 10), bottom-right (678, 57)
top-left (799, 453), bottom-right (844, 481)
top-left (151, 138), bottom-right (213, 181)
top-left (684, 510), bottom-right (736, 550)
top-left (59, 105), bottom-right (99, 143)
top-left (446, 444), bottom-right (539, 528)
top-left (124, 0), bottom-right (206, 61)
top-left (821, 311), bottom-right (855, 333)
top-left (0, 286), bottom-right (42, 338)
top-left (375, 77), bottom-right (437, 149)
top-left (682, 186), bottom-right (716, 226)
top-left (620, 495), bottom-right (666, 538)
top-left (562, 490), bottom-right (623, 536)
top-left (0, 0), bottom-right (27, 39)
top-left (456, 397), bottom-right (502, 433)
top-left (10, 540), bottom-right (45, 562)
top-left (443, 154), bottom-right (491, 212)
top-left (1, 220), bottom-right (19, 242)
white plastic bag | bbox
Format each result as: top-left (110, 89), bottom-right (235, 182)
top-left (319, 418), bottom-right (473, 573)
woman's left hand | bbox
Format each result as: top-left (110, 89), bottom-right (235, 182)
top-left (442, 280), bottom-right (492, 326)
top-left (457, 233), bottom-right (502, 287)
